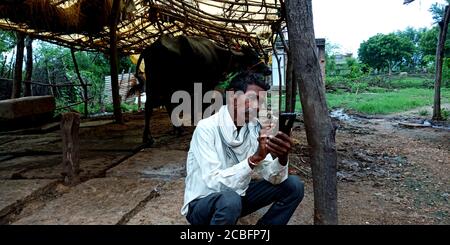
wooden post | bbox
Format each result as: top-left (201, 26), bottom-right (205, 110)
top-left (24, 36), bottom-right (33, 97)
top-left (1, 55), bottom-right (7, 78)
top-left (109, 0), bottom-right (124, 124)
top-left (285, 52), bottom-right (296, 112)
top-left (273, 43), bottom-right (283, 112)
top-left (433, 5), bottom-right (450, 120)
top-left (61, 112), bottom-right (81, 185)
top-left (285, 0), bottom-right (338, 224)
top-left (316, 38), bottom-right (326, 92)
top-left (12, 32), bottom-right (25, 98)
top-left (71, 48), bottom-right (88, 117)
top-left (7, 49), bottom-right (15, 79)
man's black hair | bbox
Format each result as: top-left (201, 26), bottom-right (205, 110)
top-left (228, 71), bottom-right (271, 92)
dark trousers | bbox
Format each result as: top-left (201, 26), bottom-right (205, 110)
top-left (186, 175), bottom-right (304, 225)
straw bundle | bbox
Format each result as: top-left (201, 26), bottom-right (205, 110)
top-left (0, 0), bottom-right (134, 34)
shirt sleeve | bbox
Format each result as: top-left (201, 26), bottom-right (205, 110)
top-left (191, 125), bottom-right (253, 195)
top-left (256, 153), bottom-right (289, 185)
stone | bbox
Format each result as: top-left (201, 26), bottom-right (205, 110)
top-left (0, 179), bottom-right (55, 217)
top-left (14, 177), bottom-right (161, 225)
top-left (106, 149), bottom-right (187, 180)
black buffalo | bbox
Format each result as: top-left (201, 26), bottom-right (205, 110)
top-left (128, 34), bottom-right (271, 145)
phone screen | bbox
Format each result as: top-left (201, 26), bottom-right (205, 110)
top-left (279, 113), bottom-right (296, 134)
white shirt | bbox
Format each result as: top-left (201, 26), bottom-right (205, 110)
top-left (181, 105), bottom-right (288, 216)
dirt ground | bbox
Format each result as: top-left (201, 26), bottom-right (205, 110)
top-left (0, 105), bottom-right (448, 225)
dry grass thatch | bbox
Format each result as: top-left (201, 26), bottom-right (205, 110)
top-left (0, 0), bottom-right (134, 34)
top-left (0, 0), bottom-right (282, 55)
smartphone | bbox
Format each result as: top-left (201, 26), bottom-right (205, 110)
top-left (279, 113), bottom-right (296, 135)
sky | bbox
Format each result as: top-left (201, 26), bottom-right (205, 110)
top-left (312, 0), bottom-right (448, 56)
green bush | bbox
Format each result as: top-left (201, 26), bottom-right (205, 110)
top-left (350, 82), bottom-right (368, 93)
top-left (442, 108), bottom-right (449, 120)
top-left (418, 110), bottom-right (429, 116)
top-left (105, 103), bottom-right (114, 112)
top-left (120, 103), bottom-right (139, 112)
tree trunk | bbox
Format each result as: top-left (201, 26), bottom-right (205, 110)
top-left (0, 55), bottom-right (6, 77)
top-left (285, 0), bottom-right (338, 225)
top-left (46, 63), bottom-right (55, 97)
top-left (24, 36), bottom-right (33, 97)
top-left (433, 5), bottom-right (450, 121)
top-left (7, 49), bottom-right (15, 79)
top-left (71, 49), bottom-right (88, 117)
top-left (285, 53), bottom-right (296, 112)
top-left (388, 62), bottom-right (392, 76)
top-left (109, 0), bottom-right (124, 124)
top-left (61, 112), bottom-right (81, 185)
top-left (12, 32), bottom-right (25, 98)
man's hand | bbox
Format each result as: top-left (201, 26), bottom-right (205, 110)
top-left (266, 131), bottom-right (294, 166)
top-left (249, 122), bottom-right (273, 168)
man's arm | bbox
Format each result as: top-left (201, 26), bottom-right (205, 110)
top-left (191, 125), bottom-right (253, 194)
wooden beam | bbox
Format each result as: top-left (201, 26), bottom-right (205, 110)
top-left (12, 32), bottom-right (25, 98)
top-left (109, 0), bottom-right (124, 124)
top-left (60, 112), bottom-right (81, 185)
top-left (285, 0), bottom-right (338, 225)
top-left (70, 48), bottom-right (88, 118)
top-left (24, 36), bottom-right (33, 96)
top-left (433, 4), bottom-right (450, 120)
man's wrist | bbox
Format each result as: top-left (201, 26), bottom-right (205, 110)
top-left (248, 157), bottom-right (258, 169)
top-left (250, 155), bottom-right (264, 164)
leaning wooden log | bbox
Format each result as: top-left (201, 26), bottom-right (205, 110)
top-left (0, 95), bottom-right (55, 131)
top-left (60, 112), bottom-right (81, 185)
top-left (285, 0), bottom-right (338, 225)
top-left (398, 122), bottom-right (432, 128)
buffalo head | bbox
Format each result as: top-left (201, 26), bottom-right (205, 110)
top-left (231, 46), bottom-right (271, 76)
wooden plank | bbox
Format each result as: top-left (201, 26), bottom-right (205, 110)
top-left (398, 122), bottom-right (431, 128)
top-left (0, 95), bottom-right (55, 120)
top-left (60, 113), bottom-right (80, 185)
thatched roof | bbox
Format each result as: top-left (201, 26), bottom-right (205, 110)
top-left (0, 0), bottom-right (282, 55)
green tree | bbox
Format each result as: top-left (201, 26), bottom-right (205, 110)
top-left (32, 41), bottom-right (135, 114)
top-left (325, 41), bottom-right (340, 76)
top-left (358, 33), bottom-right (415, 75)
top-left (0, 30), bottom-right (15, 54)
top-left (429, 1), bottom-right (450, 120)
top-left (345, 57), bottom-right (363, 79)
top-left (396, 27), bottom-right (427, 71)
top-left (0, 30), bottom-right (16, 77)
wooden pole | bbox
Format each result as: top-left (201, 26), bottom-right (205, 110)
top-left (109, 0), bottom-right (124, 124)
top-left (61, 112), bottom-right (81, 185)
top-left (24, 36), bottom-right (33, 97)
top-left (433, 5), bottom-right (450, 120)
top-left (71, 48), bottom-right (88, 117)
top-left (12, 32), bottom-right (25, 98)
top-left (285, 51), bottom-right (296, 112)
top-left (1, 55), bottom-right (7, 77)
top-left (285, 0), bottom-right (338, 225)
top-left (7, 49), bottom-right (15, 79)
top-left (316, 39), bottom-right (326, 92)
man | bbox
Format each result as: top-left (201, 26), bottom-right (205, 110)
top-left (181, 71), bottom-right (304, 225)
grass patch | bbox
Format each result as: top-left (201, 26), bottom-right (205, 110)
top-left (387, 77), bottom-right (432, 89)
top-left (284, 88), bottom-right (450, 115)
top-left (326, 88), bottom-right (450, 115)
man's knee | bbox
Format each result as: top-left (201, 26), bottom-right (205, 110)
top-left (216, 191), bottom-right (242, 214)
top-left (281, 175), bottom-right (304, 201)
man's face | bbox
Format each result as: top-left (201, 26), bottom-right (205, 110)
top-left (229, 84), bottom-right (267, 126)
